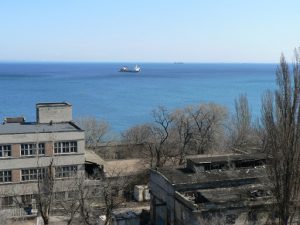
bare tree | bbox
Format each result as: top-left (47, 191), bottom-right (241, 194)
top-left (187, 103), bottom-right (227, 154)
top-left (56, 168), bottom-right (133, 225)
top-left (261, 50), bottom-right (300, 225)
top-left (227, 94), bottom-right (259, 152)
top-left (36, 160), bottom-right (55, 225)
top-left (77, 117), bottom-right (110, 149)
top-left (123, 104), bottom-right (228, 166)
top-left (170, 108), bottom-right (193, 164)
top-left (58, 196), bottom-right (80, 225)
top-left (95, 168), bottom-right (132, 225)
top-left (122, 123), bottom-right (153, 160)
top-left (149, 106), bottom-right (173, 167)
top-left (57, 175), bottom-right (94, 225)
top-left (123, 106), bottom-right (173, 168)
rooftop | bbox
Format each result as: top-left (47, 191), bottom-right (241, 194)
top-left (36, 102), bottom-right (71, 108)
top-left (157, 166), bottom-right (266, 189)
top-left (0, 121), bottom-right (82, 135)
top-left (177, 183), bottom-right (272, 212)
top-left (155, 153), bottom-right (268, 190)
top-left (85, 150), bottom-right (106, 166)
top-left (187, 153), bottom-right (266, 165)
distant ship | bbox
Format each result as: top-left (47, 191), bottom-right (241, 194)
top-left (119, 65), bottom-right (141, 73)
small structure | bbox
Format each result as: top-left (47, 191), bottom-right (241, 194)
top-left (36, 102), bottom-right (72, 123)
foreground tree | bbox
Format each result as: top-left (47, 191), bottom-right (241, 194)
top-left (261, 50), bottom-right (300, 225)
top-left (100, 175), bottom-right (131, 225)
top-left (36, 160), bottom-right (55, 225)
top-left (58, 175), bottom-right (94, 225)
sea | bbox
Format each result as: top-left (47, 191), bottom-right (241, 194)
top-left (0, 63), bottom-right (277, 133)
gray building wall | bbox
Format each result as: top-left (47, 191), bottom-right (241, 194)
top-left (36, 103), bottom-right (72, 123)
top-left (150, 171), bottom-right (176, 225)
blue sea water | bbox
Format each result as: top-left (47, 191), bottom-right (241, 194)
top-left (0, 63), bottom-right (277, 133)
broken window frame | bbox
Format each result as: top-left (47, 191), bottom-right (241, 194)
top-left (55, 165), bottom-right (77, 178)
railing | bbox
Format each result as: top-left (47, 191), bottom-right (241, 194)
top-left (0, 206), bottom-right (37, 218)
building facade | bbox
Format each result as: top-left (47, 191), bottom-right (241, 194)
top-left (0, 102), bottom-right (85, 209)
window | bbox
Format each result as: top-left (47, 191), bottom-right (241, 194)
top-left (21, 168), bottom-right (46, 181)
top-left (2, 196), bottom-right (14, 207)
top-left (55, 165), bottom-right (77, 178)
top-left (54, 141), bottom-right (77, 154)
top-left (0, 171), bottom-right (12, 183)
top-left (37, 143), bottom-right (45, 155)
top-left (67, 191), bottom-right (77, 199)
top-left (21, 194), bottom-right (35, 205)
top-left (21, 143), bottom-right (45, 156)
top-left (0, 145), bottom-right (11, 157)
top-left (54, 192), bottom-right (65, 200)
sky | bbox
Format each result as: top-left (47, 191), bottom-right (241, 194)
top-left (0, 0), bottom-right (299, 63)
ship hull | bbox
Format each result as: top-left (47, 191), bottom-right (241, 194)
top-left (119, 70), bottom-right (140, 73)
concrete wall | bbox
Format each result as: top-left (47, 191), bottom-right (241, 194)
top-left (0, 130), bottom-right (85, 202)
top-left (0, 175), bottom-right (85, 197)
top-left (0, 131), bottom-right (84, 148)
top-left (150, 170), bottom-right (177, 225)
top-left (37, 105), bottom-right (72, 123)
top-left (0, 131), bottom-right (85, 170)
top-left (0, 154), bottom-right (84, 170)
top-left (174, 199), bottom-right (200, 225)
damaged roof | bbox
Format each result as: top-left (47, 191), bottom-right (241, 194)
top-left (187, 153), bottom-right (267, 165)
top-left (157, 166), bottom-right (266, 188)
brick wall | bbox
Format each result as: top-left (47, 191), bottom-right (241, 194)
top-left (45, 142), bottom-right (53, 156)
top-left (11, 144), bottom-right (20, 157)
top-left (12, 169), bottom-right (20, 182)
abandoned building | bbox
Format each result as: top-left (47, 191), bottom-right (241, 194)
top-left (0, 102), bottom-right (85, 212)
top-left (150, 153), bottom-right (272, 225)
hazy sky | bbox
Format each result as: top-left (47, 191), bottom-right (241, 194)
top-left (0, 1), bottom-right (299, 62)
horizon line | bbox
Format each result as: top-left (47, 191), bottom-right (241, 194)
top-left (0, 60), bottom-right (279, 64)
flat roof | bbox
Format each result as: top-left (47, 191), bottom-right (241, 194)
top-left (0, 121), bottom-right (82, 134)
top-left (156, 166), bottom-right (266, 187)
top-left (187, 153), bottom-right (266, 165)
top-left (177, 183), bottom-right (272, 211)
top-left (36, 102), bottom-right (71, 107)
top-left (197, 184), bottom-right (269, 203)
